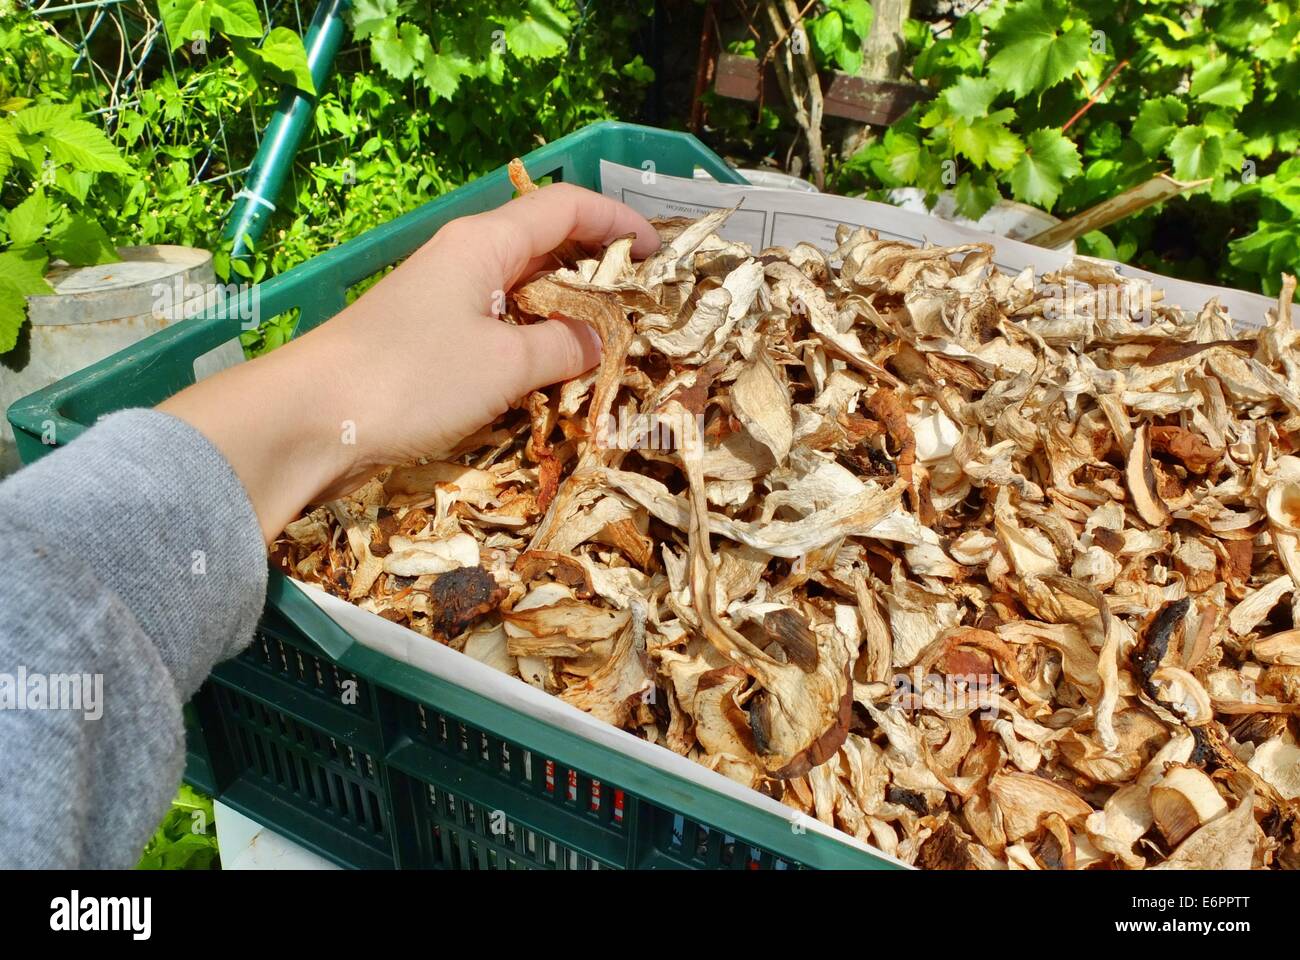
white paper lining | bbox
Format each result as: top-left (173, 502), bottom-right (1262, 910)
top-left (295, 166), bottom-right (1279, 870)
top-left (600, 160), bottom-right (1279, 329)
top-left (299, 583), bottom-right (908, 868)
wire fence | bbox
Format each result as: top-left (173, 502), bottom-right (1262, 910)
top-left (30, 0), bottom-right (371, 194)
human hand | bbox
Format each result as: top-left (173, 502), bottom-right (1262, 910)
top-left (160, 183), bottom-right (659, 543)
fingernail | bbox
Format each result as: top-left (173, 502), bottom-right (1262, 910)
top-left (582, 322), bottom-right (603, 356)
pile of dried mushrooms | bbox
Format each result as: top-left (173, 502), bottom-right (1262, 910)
top-left (275, 176), bottom-right (1300, 869)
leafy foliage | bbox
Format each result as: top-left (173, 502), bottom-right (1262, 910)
top-left (0, 14), bottom-right (138, 351)
top-left (136, 785), bottom-right (220, 870)
top-left (842, 0), bottom-right (1300, 296)
top-left (1, 1), bottom-right (651, 361)
top-left (0, 5), bottom-right (315, 356)
top-left (807, 0), bottom-right (873, 74)
top-left (345, 0), bottom-right (652, 179)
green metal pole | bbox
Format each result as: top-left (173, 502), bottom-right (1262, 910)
top-left (221, 0), bottom-right (352, 270)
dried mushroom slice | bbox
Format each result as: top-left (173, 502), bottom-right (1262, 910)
top-left (277, 207), bottom-right (1299, 869)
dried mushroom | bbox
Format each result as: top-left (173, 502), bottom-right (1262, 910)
top-left (274, 171), bottom-right (1300, 869)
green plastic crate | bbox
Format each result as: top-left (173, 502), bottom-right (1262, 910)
top-left (8, 121), bottom-right (900, 871)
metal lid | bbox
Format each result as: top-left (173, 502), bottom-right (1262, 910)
top-left (27, 245), bottom-right (215, 326)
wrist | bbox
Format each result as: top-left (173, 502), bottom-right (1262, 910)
top-left (159, 341), bottom-right (360, 544)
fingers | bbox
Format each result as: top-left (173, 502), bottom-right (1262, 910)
top-left (470, 183), bottom-right (660, 289)
top-left (508, 315), bottom-right (603, 396)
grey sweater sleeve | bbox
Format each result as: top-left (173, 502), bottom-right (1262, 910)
top-left (0, 409), bottom-right (268, 868)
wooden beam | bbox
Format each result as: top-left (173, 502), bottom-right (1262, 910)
top-left (713, 53), bottom-right (928, 127)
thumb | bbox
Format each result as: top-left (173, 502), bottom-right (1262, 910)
top-left (510, 316), bottom-right (604, 394)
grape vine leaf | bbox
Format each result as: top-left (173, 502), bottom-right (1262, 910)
top-left (1132, 96), bottom-right (1187, 157)
top-left (423, 51), bottom-right (474, 102)
top-left (914, 12), bottom-right (984, 80)
top-left (939, 75), bottom-right (1000, 121)
top-left (987, 0), bottom-right (1092, 97)
top-left (1084, 120), bottom-right (1122, 158)
top-left (1166, 125), bottom-right (1227, 180)
top-left (877, 130), bottom-right (923, 185)
top-left (1229, 220), bottom-right (1300, 296)
top-left (348, 0), bottom-right (397, 41)
top-left (1008, 127), bottom-right (1081, 207)
top-left (953, 111), bottom-right (1024, 171)
top-left (1189, 58), bottom-right (1255, 110)
top-left (954, 169), bottom-right (1001, 220)
top-left (505, 0), bottom-right (571, 60)
top-left (372, 22), bottom-right (432, 81)
top-left (1134, 13), bottom-right (1207, 67)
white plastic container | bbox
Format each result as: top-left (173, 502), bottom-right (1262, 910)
top-left (887, 187), bottom-right (1075, 253)
top-left (213, 801), bottom-right (339, 870)
top-left (695, 166), bottom-right (821, 193)
top-left (1, 245), bottom-right (243, 474)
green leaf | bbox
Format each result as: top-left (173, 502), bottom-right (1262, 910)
top-left (1166, 125), bottom-right (1227, 180)
top-left (914, 12), bottom-right (983, 79)
top-left (422, 51), bottom-right (473, 102)
top-left (1084, 120), bottom-right (1122, 159)
top-left (0, 285), bottom-right (31, 357)
top-left (940, 75), bottom-right (1001, 122)
top-left (54, 167), bottom-right (96, 204)
top-left (47, 214), bottom-right (119, 266)
top-left (621, 55), bottom-right (655, 85)
top-left (5, 190), bottom-right (50, 248)
top-left (1076, 229), bottom-right (1117, 260)
top-left (47, 119), bottom-right (132, 174)
top-left (809, 11), bottom-right (845, 62)
top-left (0, 118), bottom-right (18, 181)
top-left (814, 5), bottom-right (867, 75)
top-left (257, 27), bottom-right (316, 94)
top-left (1259, 157), bottom-right (1300, 215)
top-left (15, 106), bottom-right (132, 175)
top-left (954, 169), bottom-right (1001, 220)
top-left (159, 0), bottom-right (212, 51)
top-left (348, 0), bottom-right (396, 40)
top-left (987, 0), bottom-right (1092, 97)
top-left (210, 0), bottom-right (262, 38)
top-left (505, 0), bottom-right (571, 60)
top-left (1229, 219), bottom-right (1300, 295)
top-left (136, 786), bottom-right (220, 871)
top-left (830, 0), bottom-right (873, 38)
top-left (952, 111), bottom-right (1024, 171)
top-left (0, 247), bottom-right (53, 354)
top-left (1189, 58), bottom-right (1255, 110)
top-left (1008, 127), bottom-right (1081, 207)
top-left (372, 22), bottom-right (431, 81)
top-left (159, 0), bottom-right (262, 50)
top-left (1132, 96), bottom-right (1187, 157)
top-left (12, 103), bottom-right (72, 137)
top-left (1134, 13), bottom-right (1208, 67)
top-left (878, 130), bottom-right (924, 185)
